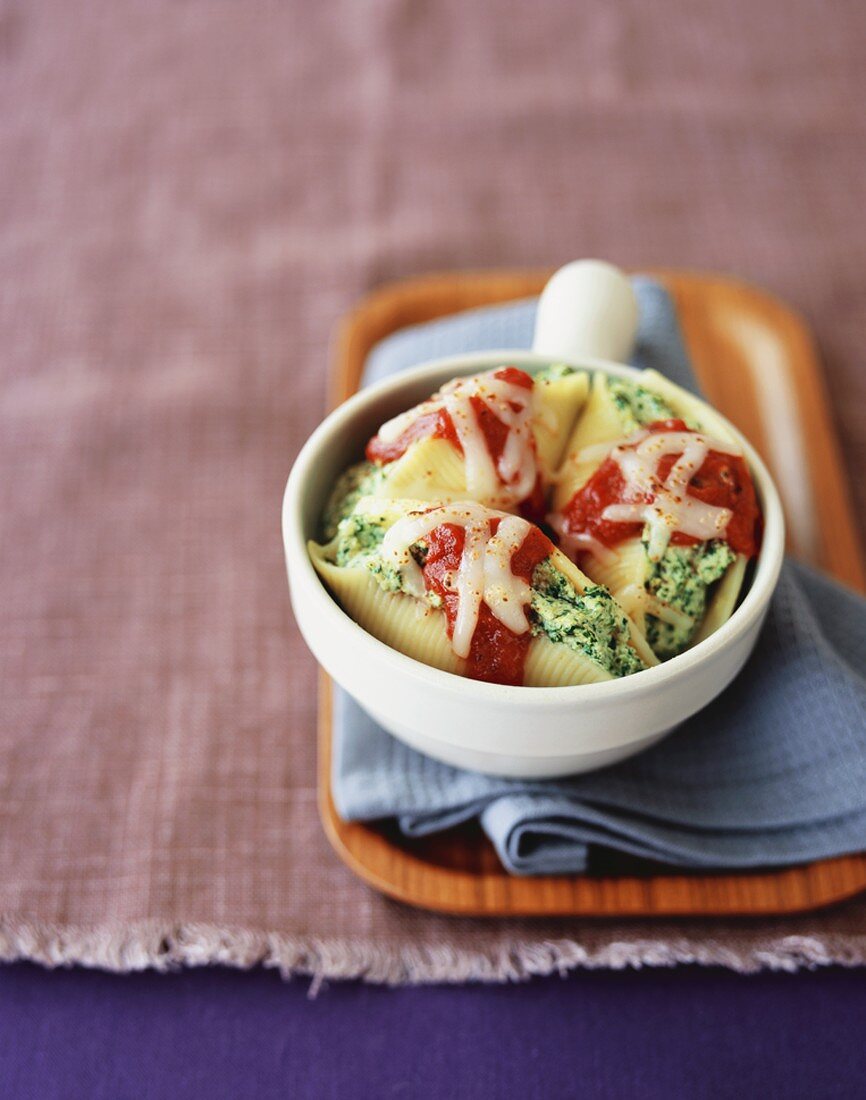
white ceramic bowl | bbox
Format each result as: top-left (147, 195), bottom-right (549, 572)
top-left (283, 261), bottom-right (785, 778)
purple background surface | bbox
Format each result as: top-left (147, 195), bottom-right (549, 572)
top-left (2, 965), bottom-right (864, 1098)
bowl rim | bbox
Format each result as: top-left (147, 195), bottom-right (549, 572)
top-left (283, 349), bottom-right (786, 706)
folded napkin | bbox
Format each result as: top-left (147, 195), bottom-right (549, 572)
top-left (333, 279), bottom-right (866, 876)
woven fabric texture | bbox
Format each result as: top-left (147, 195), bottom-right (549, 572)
top-left (1, 0), bottom-right (865, 981)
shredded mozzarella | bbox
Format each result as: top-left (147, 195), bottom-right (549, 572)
top-left (380, 503), bottom-right (535, 659)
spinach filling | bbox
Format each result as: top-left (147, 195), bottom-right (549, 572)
top-left (331, 513), bottom-right (404, 592)
top-left (529, 558), bottom-right (646, 678)
top-left (321, 461), bottom-right (384, 541)
top-left (606, 377), bottom-right (678, 430)
top-left (643, 539), bottom-right (736, 659)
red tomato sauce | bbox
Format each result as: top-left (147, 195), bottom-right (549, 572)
top-left (518, 475), bottom-right (548, 527)
top-left (365, 407), bottom-right (459, 465)
top-left (421, 517), bottom-right (551, 686)
top-left (562, 419), bottom-right (761, 557)
top-left (365, 367), bottom-right (537, 490)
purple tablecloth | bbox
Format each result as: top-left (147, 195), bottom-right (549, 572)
top-left (2, 965), bottom-right (864, 1097)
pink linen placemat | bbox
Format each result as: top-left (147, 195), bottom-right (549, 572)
top-left (1, 0), bottom-right (865, 983)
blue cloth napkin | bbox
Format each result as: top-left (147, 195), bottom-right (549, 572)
top-left (332, 278), bottom-right (866, 875)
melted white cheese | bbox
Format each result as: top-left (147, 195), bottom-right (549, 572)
top-left (376, 370), bottom-right (538, 507)
top-left (603, 430), bottom-right (741, 561)
top-left (547, 512), bottom-right (619, 565)
top-left (380, 503), bottom-right (535, 659)
top-left (575, 429), bottom-right (649, 465)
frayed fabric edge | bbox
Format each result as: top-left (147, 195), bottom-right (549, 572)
top-left (2, 918), bottom-right (866, 989)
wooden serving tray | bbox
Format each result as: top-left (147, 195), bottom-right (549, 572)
top-left (318, 270), bottom-right (866, 917)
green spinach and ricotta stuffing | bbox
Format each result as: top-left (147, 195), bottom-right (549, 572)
top-left (321, 461), bottom-right (384, 541)
top-left (606, 377), bottom-right (683, 430)
top-left (534, 362), bottom-right (577, 382)
top-left (643, 538), bottom-right (735, 659)
top-left (327, 509), bottom-right (645, 678)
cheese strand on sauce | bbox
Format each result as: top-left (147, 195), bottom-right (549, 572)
top-left (547, 512), bottom-right (619, 565)
top-left (380, 503), bottom-right (534, 659)
top-left (601, 430), bottom-right (741, 561)
top-left (376, 371), bottom-right (538, 507)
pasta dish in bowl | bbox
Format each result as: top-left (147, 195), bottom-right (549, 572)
top-left (283, 262), bottom-right (784, 777)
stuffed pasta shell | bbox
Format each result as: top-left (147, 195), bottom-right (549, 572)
top-left (310, 498), bottom-right (657, 687)
top-left (551, 372), bottom-right (760, 659)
